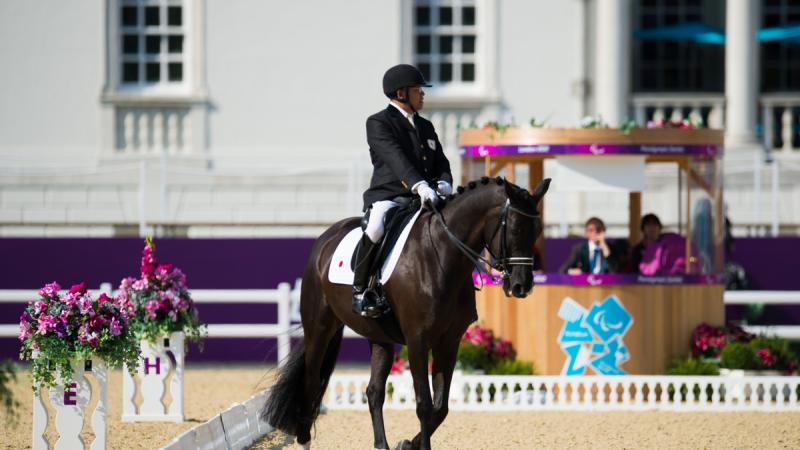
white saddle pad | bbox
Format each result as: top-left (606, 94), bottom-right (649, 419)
top-left (328, 207), bottom-right (423, 285)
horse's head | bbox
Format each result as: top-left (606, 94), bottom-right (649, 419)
top-left (486, 178), bottom-right (550, 298)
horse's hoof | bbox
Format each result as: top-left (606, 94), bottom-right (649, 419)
top-left (393, 440), bottom-right (413, 450)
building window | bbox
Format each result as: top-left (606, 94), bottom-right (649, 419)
top-left (119, 0), bottom-right (186, 88)
top-left (632, 0), bottom-right (725, 92)
top-left (761, 0), bottom-right (800, 92)
top-left (413, 0), bottom-right (477, 85)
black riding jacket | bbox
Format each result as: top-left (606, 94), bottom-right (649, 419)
top-left (362, 105), bottom-right (453, 211)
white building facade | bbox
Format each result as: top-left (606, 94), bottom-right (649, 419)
top-left (1, 0), bottom-right (798, 238)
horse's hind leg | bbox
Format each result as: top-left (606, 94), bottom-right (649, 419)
top-left (296, 315), bottom-right (343, 447)
top-left (366, 341), bottom-right (395, 450)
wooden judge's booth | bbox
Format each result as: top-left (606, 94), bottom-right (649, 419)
top-left (460, 128), bottom-right (726, 375)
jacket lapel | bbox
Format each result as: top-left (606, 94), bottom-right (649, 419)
top-left (387, 106), bottom-right (423, 153)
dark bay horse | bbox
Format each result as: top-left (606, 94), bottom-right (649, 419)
top-left (262, 176), bottom-right (550, 450)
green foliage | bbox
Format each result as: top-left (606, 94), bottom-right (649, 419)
top-left (719, 342), bottom-right (760, 370)
top-left (488, 358), bottom-right (534, 375)
top-left (456, 342), bottom-right (493, 372)
top-left (665, 356), bottom-right (720, 376)
top-left (23, 327), bottom-right (140, 393)
top-left (0, 360), bottom-right (20, 425)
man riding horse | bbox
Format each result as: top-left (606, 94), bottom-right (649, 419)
top-left (353, 64), bottom-right (454, 318)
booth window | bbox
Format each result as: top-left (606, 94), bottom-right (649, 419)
top-left (413, 0), bottom-right (477, 85)
top-left (119, 0), bottom-right (186, 87)
top-left (632, 0), bottom-right (725, 93)
top-left (761, 0), bottom-right (800, 92)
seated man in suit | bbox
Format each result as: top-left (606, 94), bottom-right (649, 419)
top-left (561, 217), bottom-right (620, 274)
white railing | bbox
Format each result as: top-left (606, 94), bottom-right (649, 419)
top-left (723, 290), bottom-right (800, 340)
top-left (761, 94), bottom-right (800, 152)
top-left (0, 280), bottom-right (365, 365)
top-left (325, 374), bottom-right (800, 411)
top-left (631, 93), bottom-right (725, 129)
top-left (161, 390), bottom-right (272, 450)
top-left (117, 107), bottom-right (192, 155)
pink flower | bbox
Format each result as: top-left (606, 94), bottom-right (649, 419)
top-left (97, 293), bottom-right (112, 304)
top-left (18, 319), bottom-right (32, 341)
top-left (119, 277), bottom-right (136, 291)
top-left (33, 300), bottom-right (48, 315)
top-left (390, 357), bottom-right (405, 375)
top-left (78, 295), bottom-right (94, 314)
top-left (37, 315), bottom-right (57, 335)
top-left (145, 300), bottom-right (160, 319)
top-left (109, 317), bottom-right (122, 336)
top-left (68, 282), bottom-right (87, 295)
top-left (757, 348), bottom-right (777, 367)
top-left (62, 292), bottom-right (79, 308)
top-left (38, 282), bottom-right (60, 299)
top-left (132, 279), bottom-right (148, 291)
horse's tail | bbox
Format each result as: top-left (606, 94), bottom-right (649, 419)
top-left (261, 325), bottom-right (343, 436)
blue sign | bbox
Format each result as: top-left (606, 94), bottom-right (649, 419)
top-left (557, 296), bottom-right (633, 376)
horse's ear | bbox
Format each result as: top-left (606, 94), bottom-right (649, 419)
top-left (531, 178), bottom-right (551, 205)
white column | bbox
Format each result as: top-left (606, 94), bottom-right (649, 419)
top-left (725, 0), bottom-right (760, 147)
top-left (595, 0), bottom-right (631, 126)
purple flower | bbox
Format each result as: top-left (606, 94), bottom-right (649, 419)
top-left (37, 315), bottom-right (57, 335)
top-left (109, 317), bottom-right (122, 336)
top-left (168, 310), bottom-right (178, 322)
top-left (38, 282), bottom-right (60, 299)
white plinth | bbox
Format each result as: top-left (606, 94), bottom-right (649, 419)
top-left (33, 358), bottom-right (107, 450)
top-left (122, 331), bottom-right (185, 422)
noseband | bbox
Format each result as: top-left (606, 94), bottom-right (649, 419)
top-left (432, 198), bottom-right (538, 287)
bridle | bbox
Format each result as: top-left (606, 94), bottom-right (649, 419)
top-left (431, 198), bottom-right (539, 288)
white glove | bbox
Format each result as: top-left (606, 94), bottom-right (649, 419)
top-left (437, 180), bottom-right (452, 196)
top-left (413, 181), bottom-right (438, 205)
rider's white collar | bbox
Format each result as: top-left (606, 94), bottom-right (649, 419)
top-left (389, 102), bottom-right (415, 128)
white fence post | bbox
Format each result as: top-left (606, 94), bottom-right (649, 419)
top-left (277, 282), bottom-right (291, 366)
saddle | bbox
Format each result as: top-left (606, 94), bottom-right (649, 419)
top-left (351, 196), bottom-right (421, 277)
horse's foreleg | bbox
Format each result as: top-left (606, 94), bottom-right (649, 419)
top-left (366, 341), bottom-right (394, 450)
top-left (400, 336), bottom-right (433, 450)
top-left (408, 337), bottom-right (459, 449)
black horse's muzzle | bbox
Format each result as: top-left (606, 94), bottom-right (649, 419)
top-left (502, 265), bottom-right (533, 298)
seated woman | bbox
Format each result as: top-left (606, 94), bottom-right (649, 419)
top-left (630, 213), bottom-right (663, 272)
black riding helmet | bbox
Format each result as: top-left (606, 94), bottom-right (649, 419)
top-left (382, 64), bottom-right (432, 100)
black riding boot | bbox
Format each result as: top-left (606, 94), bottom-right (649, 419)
top-left (352, 235), bottom-right (381, 318)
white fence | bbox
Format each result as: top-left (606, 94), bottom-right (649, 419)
top-left (0, 279), bottom-right (367, 365)
top-left (3, 287), bottom-right (798, 344)
top-left (326, 373), bottom-right (800, 412)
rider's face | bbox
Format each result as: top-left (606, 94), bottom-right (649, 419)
top-left (397, 86), bottom-right (425, 111)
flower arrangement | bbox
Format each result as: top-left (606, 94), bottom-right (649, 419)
top-left (389, 323), bottom-right (531, 375)
top-left (18, 282), bottom-right (140, 391)
top-left (117, 237), bottom-right (205, 345)
top-left (690, 322), bottom-right (798, 374)
top-left (691, 322), bottom-right (752, 359)
top-left (720, 337), bottom-right (798, 374)
top-left (646, 117), bottom-right (703, 129)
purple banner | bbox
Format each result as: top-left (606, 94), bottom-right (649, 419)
top-left (473, 272), bottom-right (724, 286)
top-left (459, 143), bottom-right (722, 157)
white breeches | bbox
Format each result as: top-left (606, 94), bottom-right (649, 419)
top-left (364, 200), bottom-right (399, 243)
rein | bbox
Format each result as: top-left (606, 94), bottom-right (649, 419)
top-left (430, 198), bottom-right (538, 289)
